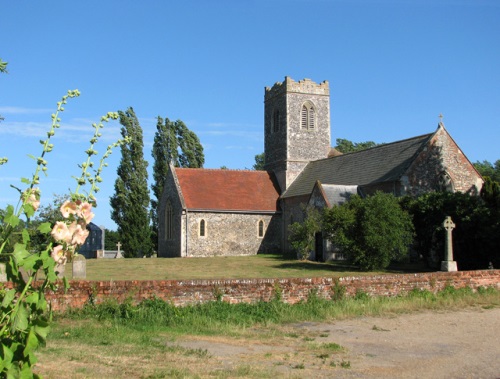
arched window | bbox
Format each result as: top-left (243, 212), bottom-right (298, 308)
top-left (301, 102), bottom-right (316, 131)
top-left (438, 172), bottom-right (455, 192)
top-left (258, 220), bottom-right (264, 238)
top-left (199, 219), bottom-right (206, 237)
top-left (165, 201), bottom-right (173, 240)
top-left (272, 109), bottom-right (280, 133)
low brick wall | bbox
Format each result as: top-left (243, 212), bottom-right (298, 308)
top-left (30, 269), bottom-right (499, 312)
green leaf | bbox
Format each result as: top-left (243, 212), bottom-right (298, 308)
top-left (6, 364), bottom-right (21, 379)
top-left (37, 222), bottom-right (52, 234)
top-left (19, 253), bottom-right (39, 271)
top-left (23, 329), bottom-right (39, 357)
top-left (1, 344), bottom-right (13, 365)
top-left (4, 206), bottom-right (20, 227)
top-left (21, 229), bottom-right (30, 245)
top-left (12, 304), bottom-right (29, 333)
top-left (1, 289), bottom-right (16, 309)
top-left (25, 292), bottom-right (39, 306)
top-left (12, 244), bottom-right (30, 265)
top-left (20, 363), bottom-right (34, 379)
top-left (21, 177), bottom-right (30, 184)
top-left (33, 319), bottom-right (50, 342)
top-left (22, 203), bottom-right (35, 218)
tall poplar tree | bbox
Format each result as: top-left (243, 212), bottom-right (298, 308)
top-left (150, 117), bottom-right (204, 251)
top-left (110, 107), bottom-right (152, 257)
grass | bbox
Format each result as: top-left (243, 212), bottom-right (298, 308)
top-left (61, 253), bottom-right (431, 281)
top-left (34, 285), bottom-right (500, 378)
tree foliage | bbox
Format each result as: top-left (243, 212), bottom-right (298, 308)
top-left (150, 117), bottom-right (204, 251)
top-left (253, 152), bottom-right (265, 170)
top-left (110, 107), bottom-right (152, 257)
top-left (401, 190), bottom-right (499, 270)
top-left (334, 138), bottom-right (379, 154)
top-left (288, 207), bottom-right (322, 260)
top-left (323, 192), bottom-right (414, 270)
top-left (474, 159), bottom-right (500, 183)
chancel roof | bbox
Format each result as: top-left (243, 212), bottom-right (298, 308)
top-left (283, 132), bottom-right (434, 198)
top-left (174, 168), bottom-right (280, 212)
top-left (321, 184), bottom-right (359, 207)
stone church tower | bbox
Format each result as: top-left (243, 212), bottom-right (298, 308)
top-left (264, 77), bottom-right (331, 192)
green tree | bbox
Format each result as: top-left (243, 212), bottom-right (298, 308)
top-left (474, 160), bottom-right (500, 182)
top-left (253, 152), bottom-right (265, 170)
top-left (111, 107), bottom-right (152, 257)
top-left (150, 117), bottom-right (204, 251)
top-left (334, 138), bottom-right (379, 154)
top-left (401, 191), bottom-right (498, 270)
top-left (323, 192), bottom-right (414, 270)
top-left (288, 207), bottom-right (322, 260)
top-left (104, 229), bottom-right (120, 250)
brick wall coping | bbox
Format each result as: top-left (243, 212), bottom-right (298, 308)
top-left (2, 270), bottom-right (499, 312)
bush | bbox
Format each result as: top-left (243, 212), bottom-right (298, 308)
top-left (323, 192), bottom-right (414, 270)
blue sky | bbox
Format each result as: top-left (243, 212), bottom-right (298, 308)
top-left (1, 0), bottom-right (499, 230)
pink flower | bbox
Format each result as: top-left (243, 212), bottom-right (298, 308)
top-left (71, 224), bottom-right (89, 246)
top-left (51, 245), bottom-right (67, 265)
top-left (78, 202), bottom-right (95, 223)
top-left (51, 221), bottom-right (71, 243)
top-left (60, 200), bottom-right (78, 218)
top-left (27, 194), bottom-right (40, 212)
top-left (23, 188), bottom-right (40, 212)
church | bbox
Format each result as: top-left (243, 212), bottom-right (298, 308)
top-left (158, 77), bottom-right (483, 259)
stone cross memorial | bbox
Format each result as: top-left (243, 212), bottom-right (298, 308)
top-left (115, 242), bottom-right (123, 258)
top-left (441, 216), bottom-right (458, 272)
top-left (72, 254), bottom-right (87, 279)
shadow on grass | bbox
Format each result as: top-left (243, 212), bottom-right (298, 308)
top-left (260, 253), bottom-right (434, 275)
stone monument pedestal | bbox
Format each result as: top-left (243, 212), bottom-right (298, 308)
top-left (441, 260), bottom-right (457, 272)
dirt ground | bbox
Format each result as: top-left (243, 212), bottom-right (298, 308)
top-left (176, 307), bottom-right (500, 378)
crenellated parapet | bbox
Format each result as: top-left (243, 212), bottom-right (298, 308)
top-left (265, 77), bottom-right (329, 101)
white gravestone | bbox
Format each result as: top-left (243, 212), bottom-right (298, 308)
top-left (72, 254), bottom-right (87, 279)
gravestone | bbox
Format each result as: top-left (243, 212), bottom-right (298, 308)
top-left (115, 242), bottom-right (123, 258)
top-left (0, 263), bottom-right (6, 282)
top-left (441, 216), bottom-right (458, 272)
top-left (72, 254), bottom-right (86, 279)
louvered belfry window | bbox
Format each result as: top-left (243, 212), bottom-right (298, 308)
top-left (301, 102), bottom-right (316, 131)
top-left (273, 109), bottom-right (280, 132)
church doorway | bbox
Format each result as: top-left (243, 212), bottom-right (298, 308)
top-left (314, 232), bottom-right (324, 262)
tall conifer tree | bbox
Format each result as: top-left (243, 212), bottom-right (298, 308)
top-left (150, 117), bottom-right (204, 251)
top-left (110, 107), bottom-right (152, 257)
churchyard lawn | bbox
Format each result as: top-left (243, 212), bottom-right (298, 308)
top-left (63, 254), bottom-right (430, 281)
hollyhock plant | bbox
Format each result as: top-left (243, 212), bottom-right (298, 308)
top-left (51, 244), bottom-right (67, 265)
top-left (60, 200), bottom-right (78, 218)
top-left (51, 221), bottom-right (71, 243)
top-left (0, 89), bottom-right (129, 378)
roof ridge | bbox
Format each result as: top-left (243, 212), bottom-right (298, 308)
top-left (174, 167), bottom-right (266, 173)
top-left (321, 132), bottom-right (434, 162)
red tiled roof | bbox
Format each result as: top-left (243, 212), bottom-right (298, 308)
top-left (174, 168), bottom-right (280, 212)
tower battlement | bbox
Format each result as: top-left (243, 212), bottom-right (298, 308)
top-left (265, 77), bottom-right (329, 101)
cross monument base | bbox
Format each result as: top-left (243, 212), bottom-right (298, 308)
top-left (441, 261), bottom-right (457, 272)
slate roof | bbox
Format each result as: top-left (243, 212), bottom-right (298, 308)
top-left (174, 168), bottom-right (280, 212)
top-left (321, 184), bottom-right (359, 206)
top-left (283, 132), bottom-right (434, 198)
